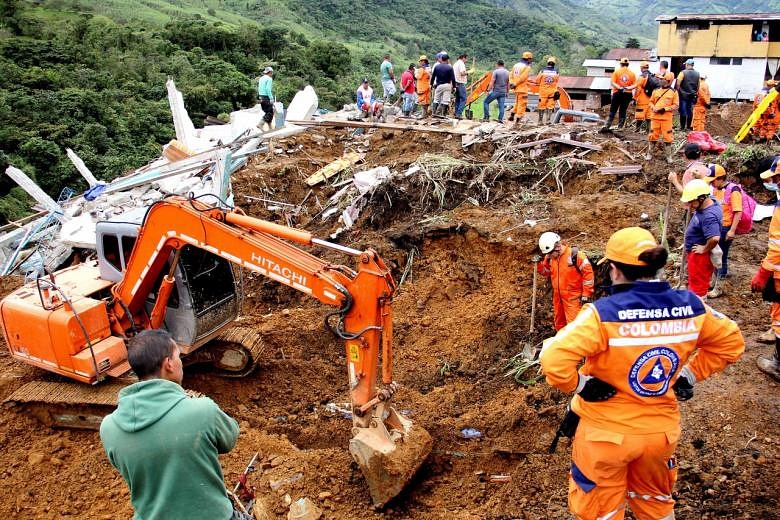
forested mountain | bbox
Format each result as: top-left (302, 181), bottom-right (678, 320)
top-left (0, 0), bottom-right (775, 222)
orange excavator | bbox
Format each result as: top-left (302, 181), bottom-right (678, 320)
top-left (465, 70), bottom-right (572, 118)
top-left (0, 196), bottom-right (431, 507)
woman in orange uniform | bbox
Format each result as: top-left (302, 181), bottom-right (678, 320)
top-left (537, 231), bottom-right (595, 331)
top-left (540, 227), bottom-right (744, 520)
top-left (752, 157), bottom-right (780, 381)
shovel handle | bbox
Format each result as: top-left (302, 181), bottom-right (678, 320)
top-left (530, 260), bottom-right (538, 333)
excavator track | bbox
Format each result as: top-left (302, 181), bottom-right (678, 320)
top-left (185, 326), bottom-right (266, 377)
top-left (4, 380), bottom-right (131, 430)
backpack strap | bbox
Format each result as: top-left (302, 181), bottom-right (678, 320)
top-left (571, 246), bottom-right (581, 274)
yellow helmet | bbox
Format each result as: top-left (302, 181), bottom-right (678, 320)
top-left (547, 56), bottom-right (557, 65)
top-left (620, 57), bottom-right (629, 65)
top-left (680, 179), bottom-right (711, 202)
top-left (419, 55), bottom-right (428, 62)
top-left (705, 164), bottom-right (726, 181)
top-left (639, 61), bottom-right (649, 69)
top-left (522, 51), bottom-right (533, 60)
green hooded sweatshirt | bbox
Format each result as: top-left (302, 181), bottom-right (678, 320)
top-left (100, 379), bottom-right (239, 520)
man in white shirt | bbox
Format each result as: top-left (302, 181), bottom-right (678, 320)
top-left (453, 53), bottom-right (471, 119)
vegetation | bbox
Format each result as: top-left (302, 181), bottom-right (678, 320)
top-left (0, 0), bottom-right (631, 223)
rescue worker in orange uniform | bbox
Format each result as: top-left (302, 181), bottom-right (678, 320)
top-left (751, 80), bottom-right (780, 142)
top-left (603, 57), bottom-right (637, 131)
top-left (536, 57), bottom-right (560, 125)
top-left (414, 55), bottom-right (431, 118)
top-left (541, 227), bottom-right (744, 520)
top-left (691, 74), bottom-right (711, 131)
top-left (633, 61), bottom-right (653, 132)
top-left (645, 75), bottom-right (679, 164)
top-left (508, 51), bottom-right (533, 123)
top-left (536, 232), bottom-right (595, 331)
top-left (655, 60), bottom-right (674, 86)
top-left (751, 156), bottom-right (780, 381)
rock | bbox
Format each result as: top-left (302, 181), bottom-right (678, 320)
top-left (283, 494), bottom-right (292, 507)
top-left (420, 316), bottom-right (432, 327)
top-left (27, 452), bottom-right (45, 465)
top-left (50, 457), bottom-right (62, 466)
top-left (252, 499), bottom-right (272, 520)
top-left (317, 491), bottom-right (332, 501)
top-left (287, 497), bottom-right (321, 520)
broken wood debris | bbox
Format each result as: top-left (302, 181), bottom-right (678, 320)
top-left (599, 165), bottom-right (643, 175)
top-left (304, 152), bottom-right (364, 186)
top-left (287, 119), bottom-right (473, 135)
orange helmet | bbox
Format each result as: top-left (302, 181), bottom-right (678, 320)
top-left (639, 61), bottom-right (649, 69)
top-left (619, 57), bottom-right (629, 65)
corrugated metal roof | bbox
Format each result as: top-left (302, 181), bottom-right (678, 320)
top-left (603, 48), bottom-right (655, 60)
top-left (558, 76), bottom-right (595, 89)
top-left (656, 13), bottom-right (780, 22)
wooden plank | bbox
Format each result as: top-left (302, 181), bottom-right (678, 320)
top-left (305, 152), bottom-right (363, 186)
top-left (0, 211), bottom-right (48, 233)
top-left (549, 137), bottom-right (602, 151)
top-left (287, 119), bottom-right (473, 135)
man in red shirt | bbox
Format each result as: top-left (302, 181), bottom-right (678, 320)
top-left (400, 64), bottom-right (416, 116)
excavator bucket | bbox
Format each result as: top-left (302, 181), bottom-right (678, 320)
top-left (349, 404), bottom-right (432, 508)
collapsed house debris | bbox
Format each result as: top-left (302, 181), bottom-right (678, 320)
top-left (0, 79), bottom-right (319, 277)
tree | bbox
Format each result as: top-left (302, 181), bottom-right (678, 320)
top-left (625, 37), bottom-right (640, 49)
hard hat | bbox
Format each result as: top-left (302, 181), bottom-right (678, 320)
top-left (538, 232), bottom-right (561, 254)
top-left (597, 227), bottom-right (657, 266)
top-left (685, 58), bottom-right (694, 65)
top-left (547, 56), bottom-right (557, 65)
top-left (706, 163), bottom-right (726, 180)
top-left (680, 179), bottom-right (711, 202)
top-left (522, 51), bottom-right (533, 60)
top-left (639, 61), bottom-right (649, 69)
top-left (620, 57), bottom-right (629, 65)
top-left (700, 73), bottom-right (707, 80)
top-left (760, 156), bottom-right (780, 179)
top-left (419, 55), bottom-right (428, 62)
top-left (263, 66), bottom-right (274, 74)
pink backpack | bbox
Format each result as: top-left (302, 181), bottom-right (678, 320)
top-left (723, 182), bottom-right (756, 234)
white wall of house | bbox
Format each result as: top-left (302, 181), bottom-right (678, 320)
top-left (659, 56), bottom-right (767, 100)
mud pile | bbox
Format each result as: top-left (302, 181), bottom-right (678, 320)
top-left (0, 116), bottom-right (778, 519)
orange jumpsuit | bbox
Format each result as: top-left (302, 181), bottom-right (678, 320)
top-left (537, 66), bottom-right (560, 110)
top-left (752, 89), bottom-right (780, 141)
top-left (691, 80), bottom-right (710, 131)
top-left (540, 282), bottom-right (744, 520)
top-left (415, 66), bottom-right (431, 106)
top-left (510, 60), bottom-right (532, 118)
top-left (538, 244), bottom-right (595, 330)
top-left (633, 73), bottom-right (651, 122)
top-left (648, 88), bottom-right (679, 143)
top-left (760, 200), bottom-right (780, 339)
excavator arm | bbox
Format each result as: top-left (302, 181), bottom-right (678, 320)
top-left (110, 196), bottom-right (431, 506)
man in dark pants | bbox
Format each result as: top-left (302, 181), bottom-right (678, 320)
top-left (257, 66), bottom-right (275, 131)
top-left (676, 59), bottom-right (700, 131)
top-left (603, 57), bottom-right (637, 131)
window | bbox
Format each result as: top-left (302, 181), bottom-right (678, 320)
top-left (709, 57), bottom-right (742, 66)
top-left (604, 67), bottom-right (614, 74)
top-left (677, 22), bottom-right (709, 31)
top-left (102, 235), bottom-right (121, 271)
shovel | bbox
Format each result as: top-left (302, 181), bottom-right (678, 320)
top-left (675, 209), bottom-right (690, 289)
top-left (529, 257), bottom-right (539, 334)
top-left (658, 184), bottom-right (674, 280)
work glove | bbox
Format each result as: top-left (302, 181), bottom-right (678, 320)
top-left (576, 375), bottom-right (617, 402)
top-left (656, 107), bottom-right (666, 114)
top-left (751, 266), bottom-right (773, 292)
top-left (672, 366), bottom-right (696, 401)
top-left (553, 91), bottom-right (561, 100)
top-left (580, 296), bottom-right (591, 304)
top-left (531, 254), bottom-right (542, 263)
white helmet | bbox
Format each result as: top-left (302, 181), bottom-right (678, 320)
top-left (539, 232), bottom-right (561, 254)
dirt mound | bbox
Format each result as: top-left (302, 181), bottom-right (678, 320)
top-left (0, 123), bottom-right (779, 519)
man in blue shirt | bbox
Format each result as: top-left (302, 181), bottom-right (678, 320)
top-left (257, 66), bottom-right (275, 131)
top-left (681, 179), bottom-right (722, 298)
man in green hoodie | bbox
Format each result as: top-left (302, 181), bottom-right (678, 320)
top-left (100, 329), bottom-right (245, 520)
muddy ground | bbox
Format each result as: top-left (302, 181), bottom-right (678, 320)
top-left (0, 104), bottom-right (778, 519)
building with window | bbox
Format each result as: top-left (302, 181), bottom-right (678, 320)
top-left (656, 13), bottom-right (780, 100)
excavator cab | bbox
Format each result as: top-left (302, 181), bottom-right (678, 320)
top-left (96, 211), bottom-right (259, 375)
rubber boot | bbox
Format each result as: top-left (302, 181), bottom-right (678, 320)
top-left (664, 142), bottom-right (674, 164)
top-left (678, 115), bottom-right (687, 131)
top-left (642, 120), bottom-right (650, 133)
top-left (757, 339), bottom-right (780, 382)
top-left (601, 113), bottom-right (615, 132)
top-left (634, 120), bottom-right (642, 131)
top-left (538, 109), bottom-right (544, 124)
top-left (644, 142), bottom-right (653, 161)
top-left (508, 111), bottom-right (515, 122)
top-left (617, 117), bottom-right (626, 130)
